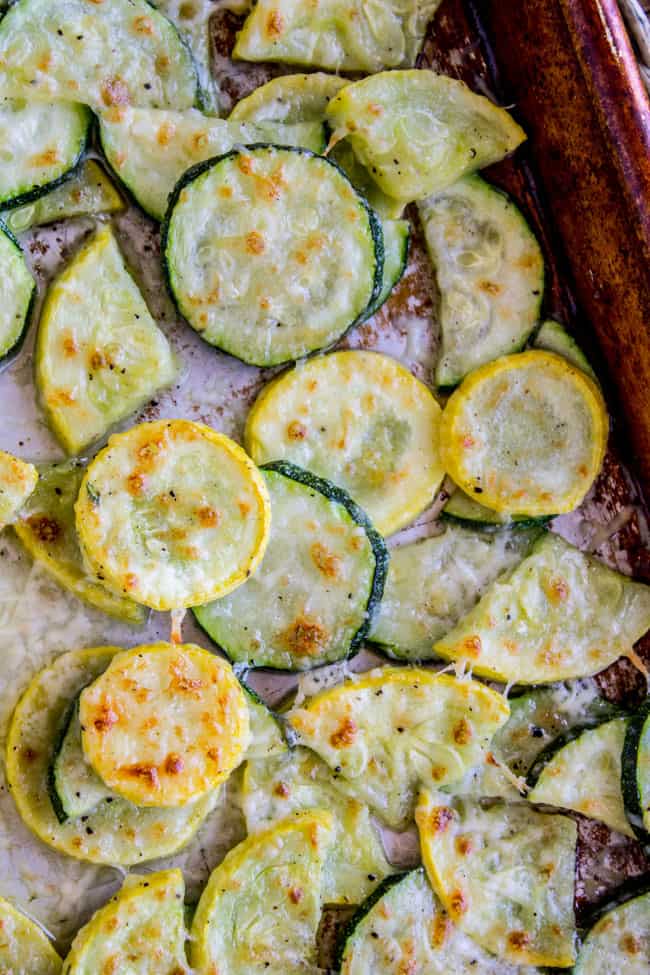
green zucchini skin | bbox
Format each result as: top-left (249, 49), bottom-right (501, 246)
top-left (622, 696), bottom-right (650, 842)
top-left (526, 720), bottom-right (626, 791)
top-left (0, 218), bottom-right (36, 366)
top-left (574, 881), bottom-right (650, 973)
top-left (363, 218), bottom-right (410, 319)
top-left (47, 699), bottom-right (74, 825)
top-left (335, 872), bottom-right (409, 970)
top-left (441, 488), bottom-right (553, 531)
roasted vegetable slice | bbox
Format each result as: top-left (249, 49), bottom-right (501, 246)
top-left (0, 897), bottom-right (61, 975)
top-left (100, 107), bottom-right (325, 220)
top-left (364, 218), bottom-right (410, 318)
top-left (533, 319), bottom-right (597, 379)
top-left (75, 419), bottom-right (271, 611)
top-left (442, 488), bottom-right (552, 530)
top-left (245, 350), bottom-right (445, 536)
top-left (622, 696), bottom-right (650, 841)
top-left (163, 145), bottom-right (382, 366)
top-left (230, 72), bottom-right (349, 122)
top-left (0, 221), bottom-right (35, 363)
top-left (368, 523), bottom-right (536, 659)
top-left (243, 683), bottom-right (287, 760)
top-left (439, 350), bottom-right (608, 516)
top-left (6, 647), bottom-right (218, 865)
top-left (0, 0), bottom-right (197, 110)
top-left (573, 888), bottom-right (650, 974)
top-left (416, 790), bottom-right (577, 967)
top-left (157, 0), bottom-right (220, 114)
top-left (194, 462), bottom-right (387, 670)
top-left (0, 449), bottom-right (37, 530)
top-left (326, 70), bottom-right (526, 202)
top-left (242, 747), bottom-right (393, 904)
top-left (287, 669), bottom-right (509, 829)
top-left (49, 695), bottom-right (114, 822)
top-left (36, 226), bottom-right (176, 454)
top-left (434, 532), bottom-right (650, 683)
top-left (418, 175), bottom-right (544, 386)
top-left (3, 160), bottom-right (123, 233)
top-left (62, 870), bottom-right (188, 974)
top-left (190, 812), bottom-right (335, 974)
top-left (14, 461), bottom-right (145, 623)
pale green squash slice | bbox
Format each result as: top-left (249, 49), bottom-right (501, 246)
top-left (156, 0), bottom-right (220, 114)
top-left (0, 449), bottom-right (38, 530)
top-left (0, 897), bottom-right (61, 975)
top-left (243, 684), bottom-right (288, 760)
top-left (533, 319), bottom-right (597, 379)
top-left (0, 220), bottom-right (36, 363)
top-left (573, 889), bottom-right (650, 974)
top-left (229, 72), bottom-right (349, 123)
top-left (49, 694), bottom-right (115, 822)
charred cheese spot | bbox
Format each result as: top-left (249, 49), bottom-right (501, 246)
top-left (266, 9), bottom-right (284, 37)
top-left (329, 717), bottom-right (358, 748)
top-left (310, 541), bottom-right (341, 579)
top-left (101, 77), bottom-right (130, 107)
top-left (281, 616), bottom-right (328, 658)
top-left (26, 515), bottom-right (60, 544)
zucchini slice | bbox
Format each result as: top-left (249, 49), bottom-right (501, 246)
top-left (243, 683), bottom-right (288, 760)
top-left (0, 897), bottom-right (61, 975)
top-left (194, 462), bottom-right (387, 671)
top-left (338, 868), bottom-right (525, 975)
top-left (573, 888), bottom-right (650, 973)
top-left (3, 160), bottom-right (124, 233)
top-left (242, 747), bottom-right (394, 904)
top-left (287, 668), bottom-right (509, 829)
top-left (0, 0), bottom-right (198, 110)
top-left (416, 790), bottom-right (577, 967)
top-left (13, 461), bottom-right (145, 624)
top-left (245, 350), bottom-right (445, 536)
top-left (326, 70), bottom-right (526, 203)
top-left (533, 318), bottom-right (597, 379)
top-left (74, 419), bottom-right (271, 611)
top-left (49, 695), bottom-right (113, 823)
top-left (99, 106), bottom-right (326, 221)
top-left (62, 870), bottom-right (188, 974)
top-left (433, 532), bottom-right (650, 683)
top-left (527, 717), bottom-right (633, 837)
top-left (0, 449), bottom-right (38, 530)
top-left (79, 642), bottom-right (250, 807)
top-left (230, 72), bottom-right (349, 122)
top-left (36, 225), bottom-right (176, 455)
top-left (364, 218), bottom-right (410, 318)
top-left (190, 812), bottom-right (335, 974)
top-left (163, 145), bottom-right (382, 366)
top-left (368, 523), bottom-right (536, 660)
top-left (6, 647), bottom-right (219, 865)
top-left (156, 0), bottom-right (220, 114)
top-left (622, 696), bottom-right (650, 841)
top-left (439, 350), bottom-right (608, 516)
top-left (0, 97), bottom-right (90, 208)
top-left (0, 220), bottom-right (35, 364)
top-left (442, 488), bottom-right (552, 530)
top-left (233, 0), bottom-right (441, 72)
top-left (418, 175), bottom-right (544, 387)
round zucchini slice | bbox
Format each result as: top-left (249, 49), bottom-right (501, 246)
top-left (194, 462), bottom-right (387, 671)
top-left (0, 897), bottom-right (61, 975)
top-left (6, 647), bottom-right (218, 866)
top-left (229, 72), bottom-right (349, 122)
top-left (245, 350), bottom-right (445, 536)
top-left (190, 811), bottom-right (335, 975)
top-left (0, 221), bottom-right (35, 365)
top-left (0, 97), bottom-right (90, 208)
top-left (79, 642), bottom-right (250, 807)
top-left (573, 887), bottom-right (650, 974)
top-left (0, 448), bottom-right (38, 530)
top-left (622, 696), bottom-right (650, 841)
top-left (439, 350), bottom-right (608, 516)
top-left (75, 419), bottom-right (271, 611)
top-left (163, 145), bottom-right (383, 367)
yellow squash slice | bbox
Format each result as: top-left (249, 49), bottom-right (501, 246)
top-left (0, 897), bottom-right (61, 975)
top-left (79, 642), bottom-right (250, 807)
top-left (61, 870), bottom-right (188, 974)
top-left (6, 647), bottom-right (219, 865)
top-left (245, 350), bottom-right (444, 536)
top-left (439, 350), bottom-right (608, 516)
top-left (75, 419), bottom-right (271, 610)
top-left (190, 811), bottom-right (335, 975)
top-left (0, 449), bottom-right (37, 530)
top-left (416, 789), bottom-right (577, 967)
top-left (287, 668), bottom-right (509, 829)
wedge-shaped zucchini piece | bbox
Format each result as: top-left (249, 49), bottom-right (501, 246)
top-left (0, 221), bottom-right (35, 363)
top-left (49, 695), bottom-right (113, 822)
top-left (365, 218), bottom-right (410, 318)
top-left (331, 138), bottom-right (407, 219)
top-left (230, 72), bottom-right (349, 122)
top-left (533, 318), bottom-right (597, 378)
top-left (527, 717), bottom-right (633, 836)
top-left (6, 647), bottom-right (218, 865)
top-left (441, 350), bottom-right (608, 516)
top-left (80, 643), bottom-right (250, 807)
top-left (242, 683), bottom-right (287, 760)
top-left (0, 897), bottom-right (61, 975)
top-left (434, 532), bottom-right (650, 683)
top-left (36, 225), bottom-right (176, 455)
top-left (157, 0), bottom-right (220, 114)
top-left (416, 790), bottom-right (577, 967)
top-left (62, 870), bottom-right (188, 974)
top-left (4, 160), bottom-right (124, 233)
top-left (233, 0), bottom-right (441, 71)
top-left (0, 97), bottom-right (90, 208)
top-left (100, 106), bottom-right (325, 221)
top-left (14, 461), bottom-right (145, 623)
top-left (287, 669), bottom-right (509, 829)
top-left (622, 696), bottom-right (650, 841)
top-left (164, 145), bottom-right (382, 366)
top-left (339, 869), bottom-right (527, 975)
top-left (194, 462), bottom-right (387, 670)
top-left (442, 488), bottom-right (552, 530)
top-left (190, 812), bottom-right (335, 974)
top-left (327, 71), bottom-right (526, 202)
top-left (245, 350), bottom-right (444, 536)
top-left (419, 175), bottom-right (544, 387)
top-left (0, 449), bottom-right (37, 530)
top-left (573, 888), bottom-right (650, 974)
top-left (242, 747), bottom-right (393, 904)
top-left (369, 523), bottom-right (536, 660)
top-left (75, 419), bottom-right (270, 610)
top-left (0, 0), bottom-right (197, 110)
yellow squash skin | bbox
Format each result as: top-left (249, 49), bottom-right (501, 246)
top-left (79, 642), bottom-right (250, 807)
top-left (0, 449), bottom-right (38, 530)
top-left (0, 897), bottom-right (61, 975)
